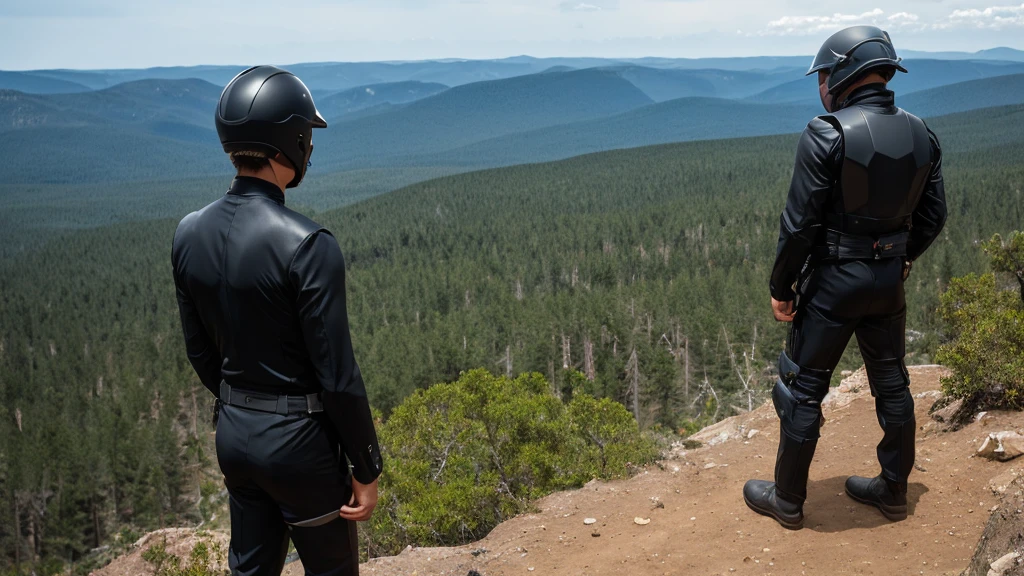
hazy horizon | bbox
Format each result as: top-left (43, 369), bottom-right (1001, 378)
top-left (3, 0), bottom-right (1024, 70)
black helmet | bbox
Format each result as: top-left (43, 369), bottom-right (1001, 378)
top-left (215, 65), bottom-right (327, 188)
top-left (807, 25), bottom-right (907, 96)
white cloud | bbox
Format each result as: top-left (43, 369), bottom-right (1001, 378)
top-left (763, 8), bottom-right (887, 36)
top-left (762, 4), bottom-right (1024, 36)
top-left (559, 2), bottom-right (603, 11)
top-left (942, 3), bottom-right (1024, 29)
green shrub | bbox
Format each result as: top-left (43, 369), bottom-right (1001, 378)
top-left (365, 369), bottom-right (657, 557)
top-left (937, 232), bottom-right (1024, 412)
top-left (141, 538), bottom-right (223, 576)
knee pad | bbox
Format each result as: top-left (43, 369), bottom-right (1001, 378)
top-left (867, 359), bottom-right (914, 426)
top-left (773, 352), bottom-right (831, 442)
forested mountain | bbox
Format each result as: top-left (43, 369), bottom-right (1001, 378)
top-left (901, 47), bottom-right (1024, 61)
top-left (12, 49), bottom-right (1020, 95)
top-left (748, 59), bottom-right (1024, 104)
top-left (6, 58), bottom-right (1024, 188)
top-left (313, 67), bottom-right (655, 169)
top-left (317, 81), bottom-right (449, 120)
top-left (0, 71), bottom-right (91, 94)
top-left (8, 57), bottom-right (803, 92)
top-left (0, 125), bottom-right (224, 184)
top-left (901, 73), bottom-right (1024, 116)
top-left (605, 66), bottom-right (800, 101)
top-left (0, 79), bottom-right (221, 133)
top-left (402, 97), bottom-right (819, 167)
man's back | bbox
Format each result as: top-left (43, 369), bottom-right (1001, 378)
top-left (172, 176), bottom-right (325, 396)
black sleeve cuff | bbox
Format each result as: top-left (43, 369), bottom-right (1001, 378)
top-left (770, 283), bottom-right (796, 302)
top-left (323, 391), bottom-right (383, 484)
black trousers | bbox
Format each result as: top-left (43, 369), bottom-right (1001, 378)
top-left (216, 404), bottom-right (359, 576)
top-left (774, 258), bottom-right (916, 503)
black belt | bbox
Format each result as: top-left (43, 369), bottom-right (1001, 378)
top-left (815, 230), bottom-right (909, 261)
top-left (219, 381), bottom-right (324, 415)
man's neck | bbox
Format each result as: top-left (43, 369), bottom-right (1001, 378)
top-left (837, 74), bottom-right (889, 108)
top-left (237, 169), bottom-right (286, 192)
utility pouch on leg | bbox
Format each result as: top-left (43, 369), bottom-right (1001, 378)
top-left (772, 377), bottom-right (799, 432)
top-left (773, 351), bottom-right (827, 440)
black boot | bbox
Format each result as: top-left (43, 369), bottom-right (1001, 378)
top-left (743, 480), bottom-right (804, 530)
top-left (845, 474), bottom-right (907, 521)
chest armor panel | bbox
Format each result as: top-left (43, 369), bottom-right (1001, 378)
top-left (822, 106), bottom-right (932, 223)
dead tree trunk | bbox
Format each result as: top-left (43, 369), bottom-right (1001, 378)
top-left (722, 325), bottom-right (760, 413)
top-left (561, 334), bottom-right (572, 369)
top-left (583, 337), bottom-right (595, 381)
top-left (505, 345), bottom-right (512, 378)
top-left (625, 348), bottom-right (641, 423)
top-left (13, 492), bottom-right (21, 570)
top-left (684, 336), bottom-right (690, 401)
top-left (92, 496), bottom-right (101, 549)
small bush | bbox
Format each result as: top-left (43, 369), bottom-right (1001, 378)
top-left (365, 369), bottom-right (657, 557)
top-left (937, 232), bottom-right (1024, 413)
top-left (142, 538), bottom-right (223, 576)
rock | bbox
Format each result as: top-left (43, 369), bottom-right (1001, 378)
top-left (978, 432), bottom-right (1024, 462)
top-left (930, 398), bottom-right (964, 423)
top-left (703, 463), bottom-right (717, 469)
top-left (988, 469), bottom-right (1022, 495)
top-left (583, 518), bottom-right (597, 525)
top-left (988, 551), bottom-right (1019, 576)
top-left (634, 517), bottom-right (651, 525)
top-left (747, 429), bottom-right (760, 439)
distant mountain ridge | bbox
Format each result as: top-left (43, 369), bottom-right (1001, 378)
top-left (3, 60), bottom-right (1024, 186)
top-left (317, 81), bottom-right (449, 120)
top-left (7, 48), bottom-right (1023, 94)
top-left (746, 59), bottom-right (1024, 104)
top-left (314, 67), bottom-right (655, 170)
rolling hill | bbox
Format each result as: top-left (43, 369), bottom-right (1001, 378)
top-left (902, 47), bottom-right (1024, 61)
top-left (0, 71), bottom-right (91, 94)
top-left (312, 67), bottom-right (655, 170)
top-left (6, 63), bottom-right (1024, 187)
top-left (417, 74), bottom-right (1024, 171)
top-left (0, 124), bottom-right (224, 184)
top-left (748, 59), bottom-right (1024, 104)
top-left (901, 73), bottom-right (1024, 117)
top-left (0, 79), bottom-right (221, 135)
top-left (611, 66), bottom-right (801, 102)
top-left (317, 81), bottom-right (449, 120)
top-left (401, 97), bottom-right (819, 167)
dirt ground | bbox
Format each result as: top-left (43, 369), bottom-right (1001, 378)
top-left (97, 366), bottom-right (1024, 576)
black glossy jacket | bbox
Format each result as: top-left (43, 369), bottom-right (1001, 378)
top-left (171, 176), bottom-right (382, 484)
top-left (769, 84), bottom-right (947, 301)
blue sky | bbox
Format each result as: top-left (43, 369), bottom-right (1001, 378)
top-left (2, 0), bottom-right (1023, 70)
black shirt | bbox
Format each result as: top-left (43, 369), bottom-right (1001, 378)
top-left (172, 176), bottom-right (382, 483)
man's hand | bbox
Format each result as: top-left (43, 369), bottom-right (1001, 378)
top-left (772, 298), bottom-right (796, 323)
top-left (339, 477), bottom-right (378, 522)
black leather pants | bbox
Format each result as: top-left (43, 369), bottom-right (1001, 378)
top-left (216, 405), bottom-right (359, 576)
top-left (775, 258), bottom-right (916, 502)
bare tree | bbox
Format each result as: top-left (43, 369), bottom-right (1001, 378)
top-left (721, 324), bottom-right (763, 413)
top-left (690, 368), bottom-right (721, 421)
top-left (624, 347), bottom-right (641, 422)
top-left (495, 345), bottom-right (512, 378)
top-left (583, 337), bottom-right (596, 381)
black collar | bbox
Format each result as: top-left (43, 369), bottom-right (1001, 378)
top-left (226, 176), bottom-right (285, 205)
top-left (839, 83), bottom-right (896, 111)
